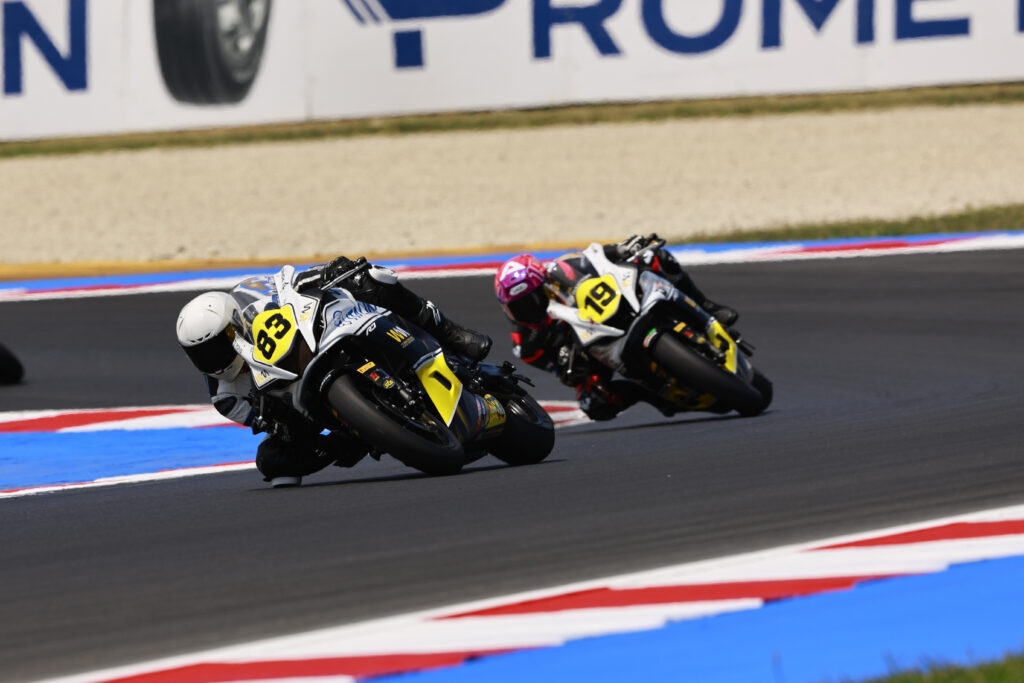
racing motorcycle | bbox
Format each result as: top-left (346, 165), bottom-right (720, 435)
top-left (545, 240), bottom-right (772, 417)
top-left (229, 262), bottom-right (554, 476)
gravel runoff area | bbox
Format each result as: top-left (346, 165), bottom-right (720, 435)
top-left (2, 102), bottom-right (1024, 269)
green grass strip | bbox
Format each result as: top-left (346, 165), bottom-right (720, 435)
top-left (861, 653), bottom-right (1024, 682)
top-left (2, 82), bottom-right (1023, 160)
top-left (675, 203), bottom-right (1024, 245)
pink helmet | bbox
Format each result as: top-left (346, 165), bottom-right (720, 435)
top-left (494, 254), bottom-right (549, 324)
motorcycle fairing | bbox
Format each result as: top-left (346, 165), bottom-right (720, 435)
top-left (581, 243), bottom-right (641, 312)
top-left (547, 301), bottom-right (623, 346)
top-left (272, 267), bottom-right (321, 355)
top-left (318, 295), bottom-right (387, 356)
top-left (574, 273), bottom-right (623, 324)
top-left (701, 320), bottom-right (739, 373)
top-left (545, 245), bottom-right (641, 348)
top-left (414, 349), bottom-right (463, 426)
top-left (230, 267), bottom-right (324, 391)
top-left (250, 304), bottom-right (299, 366)
top-left (637, 270), bottom-right (686, 315)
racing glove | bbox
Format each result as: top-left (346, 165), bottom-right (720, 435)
top-left (294, 256), bottom-right (367, 292)
top-left (323, 255), bottom-right (357, 280)
top-left (612, 233), bottom-right (659, 259)
top-left (555, 342), bottom-right (595, 386)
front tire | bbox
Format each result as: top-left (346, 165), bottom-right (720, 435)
top-left (744, 370), bottom-right (774, 417)
top-left (327, 375), bottom-right (464, 476)
top-left (486, 393), bottom-right (555, 466)
top-left (154, 0), bottom-right (272, 105)
top-left (651, 334), bottom-right (768, 416)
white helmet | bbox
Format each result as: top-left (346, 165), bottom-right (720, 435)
top-left (176, 292), bottom-right (245, 381)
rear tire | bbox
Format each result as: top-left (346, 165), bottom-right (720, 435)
top-left (154, 0), bottom-right (271, 104)
top-left (651, 334), bottom-right (767, 416)
top-left (487, 393), bottom-right (555, 466)
top-left (327, 375), bottom-right (464, 476)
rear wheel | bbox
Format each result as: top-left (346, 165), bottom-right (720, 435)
top-left (651, 334), bottom-right (768, 416)
top-left (154, 0), bottom-right (271, 104)
top-left (327, 375), bottom-right (464, 476)
top-left (486, 393), bottom-right (555, 466)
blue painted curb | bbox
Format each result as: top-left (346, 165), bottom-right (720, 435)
top-left (377, 554), bottom-right (1024, 683)
top-left (0, 428), bottom-right (262, 490)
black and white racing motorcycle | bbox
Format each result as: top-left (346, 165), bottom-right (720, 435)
top-left (545, 240), bottom-right (773, 417)
top-left (230, 264), bottom-right (554, 476)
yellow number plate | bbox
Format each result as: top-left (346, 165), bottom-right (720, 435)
top-left (251, 305), bottom-right (298, 366)
top-left (575, 274), bottom-right (622, 324)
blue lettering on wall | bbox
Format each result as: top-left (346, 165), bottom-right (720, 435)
top-left (377, 0), bottom-right (505, 20)
top-left (342, 0), bottom-right (992, 72)
top-left (344, 0), bottom-right (508, 67)
top-left (533, 0), bottom-right (623, 59)
top-left (394, 30), bottom-right (425, 69)
top-left (1019, 0), bottom-right (1023, 32)
top-left (895, 0), bottom-right (969, 40)
top-left (3, 0), bottom-right (87, 95)
top-left (642, 0), bottom-right (742, 54)
top-left (763, 0), bottom-right (875, 48)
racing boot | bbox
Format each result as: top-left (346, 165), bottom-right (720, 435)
top-left (576, 376), bottom-right (640, 421)
top-left (317, 431), bottom-right (371, 468)
top-left (414, 300), bottom-right (492, 362)
top-left (656, 260), bottom-right (740, 327)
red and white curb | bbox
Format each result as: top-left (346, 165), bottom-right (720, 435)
top-left (0, 405), bottom-right (234, 433)
top-left (40, 502), bottom-right (1024, 683)
top-left (0, 402), bottom-right (589, 499)
top-left (0, 403), bottom-right (587, 434)
top-left (673, 231), bottom-right (1024, 265)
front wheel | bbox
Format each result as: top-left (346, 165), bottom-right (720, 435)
top-left (651, 334), bottom-right (768, 416)
top-left (327, 375), bottom-right (464, 476)
top-left (486, 393), bottom-right (555, 466)
top-left (745, 369), bottom-right (774, 417)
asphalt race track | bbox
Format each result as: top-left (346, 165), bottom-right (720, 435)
top-left (2, 250), bottom-right (1023, 681)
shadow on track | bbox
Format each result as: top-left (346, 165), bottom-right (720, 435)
top-left (562, 410), bottom-right (773, 437)
top-left (250, 460), bottom-right (565, 491)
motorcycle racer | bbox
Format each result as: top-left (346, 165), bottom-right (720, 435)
top-left (176, 256), bottom-right (492, 487)
top-left (494, 234), bottom-right (738, 421)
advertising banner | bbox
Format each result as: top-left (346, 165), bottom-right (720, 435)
top-left (1, 0), bottom-right (1023, 141)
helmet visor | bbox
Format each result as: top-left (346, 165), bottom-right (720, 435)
top-left (505, 289), bottom-right (548, 324)
top-left (183, 330), bottom-right (238, 375)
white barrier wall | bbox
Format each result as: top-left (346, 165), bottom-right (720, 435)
top-left (1, 0), bottom-right (1023, 141)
